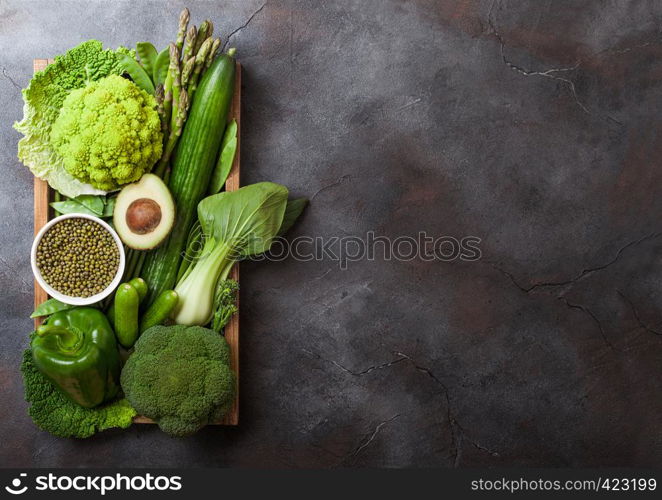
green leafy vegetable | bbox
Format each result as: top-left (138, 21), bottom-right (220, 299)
top-left (173, 182), bottom-right (288, 325)
top-left (136, 42), bottom-right (158, 79)
top-left (152, 48), bottom-right (170, 88)
top-left (50, 195), bottom-right (114, 217)
top-left (103, 196), bottom-right (116, 217)
top-left (21, 349), bottom-right (135, 438)
top-left (50, 75), bottom-right (162, 190)
top-left (278, 198), bottom-right (308, 236)
top-left (14, 40), bottom-right (133, 198)
top-left (120, 324), bottom-right (235, 437)
top-left (30, 298), bottom-right (75, 318)
top-left (208, 119), bottom-right (238, 194)
top-left (212, 279), bottom-right (239, 332)
top-left (117, 53), bottom-right (155, 94)
top-left (76, 195), bottom-right (105, 215)
top-left (51, 200), bottom-right (99, 217)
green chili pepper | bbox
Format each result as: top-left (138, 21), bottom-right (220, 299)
top-left (31, 307), bottom-right (121, 408)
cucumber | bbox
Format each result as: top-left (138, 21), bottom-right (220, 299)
top-left (141, 54), bottom-right (236, 306)
top-left (128, 277), bottom-right (148, 302)
top-left (140, 290), bottom-right (178, 334)
top-left (107, 278), bottom-right (148, 327)
top-left (114, 284), bottom-right (140, 348)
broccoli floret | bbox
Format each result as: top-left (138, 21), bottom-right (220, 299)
top-left (21, 349), bottom-right (136, 438)
top-left (211, 279), bottom-right (239, 333)
top-left (120, 325), bottom-right (235, 437)
top-left (50, 74), bottom-right (162, 191)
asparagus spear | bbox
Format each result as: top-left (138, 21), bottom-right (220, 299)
top-left (162, 43), bottom-right (177, 141)
top-left (174, 90), bottom-right (189, 138)
top-left (187, 37), bottom-right (213, 104)
top-left (175, 8), bottom-right (190, 52)
top-left (155, 89), bottom-right (189, 176)
top-left (132, 251), bottom-right (147, 282)
top-left (154, 84), bottom-right (167, 134)
top-left (181, 56), bottom-right (196, 88)
top-left (205, 38), bottom-right (221, 70)
top-left (168, 44), bottom-right (182, 135)
top-left (194, 20), bottom-right (211, 54)
top-left (182, 25), bottom-right (197, 64)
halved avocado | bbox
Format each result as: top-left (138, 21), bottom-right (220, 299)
top-left (114, 174), bottom-right (175, 250)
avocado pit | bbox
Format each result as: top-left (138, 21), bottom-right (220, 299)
top-left (114, 174), bottom-right (175, 250)
top-left (126, 198), bottom-right (162, 235)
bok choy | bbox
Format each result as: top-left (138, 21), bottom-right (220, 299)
top-left (173, 182), bottom-right (289, 325)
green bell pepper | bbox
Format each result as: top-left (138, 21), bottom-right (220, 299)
top-left (31, 307), bottom-right (121, 408)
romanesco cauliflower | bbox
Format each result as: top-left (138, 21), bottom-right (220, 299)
top-left (50, 75), bottom-right (162, 190)
top-left (14, 40), bottom-right (136, 198)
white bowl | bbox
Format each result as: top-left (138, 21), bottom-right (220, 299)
top-left (31, 213), bottom-right (125, 306)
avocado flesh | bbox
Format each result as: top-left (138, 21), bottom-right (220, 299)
top-left (113, 174), bottom-right (175, 250)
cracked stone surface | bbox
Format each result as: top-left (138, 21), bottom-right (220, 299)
top-left (1, 0), bottom-right (662, 467)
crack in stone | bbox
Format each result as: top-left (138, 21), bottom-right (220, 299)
top-left (313, 269), bottom-right (332, 280)
top-left (1, 66), bottom-right (20, 90)
top-left (305, 347), bottom-right (499, 466)
top-left (490, 232), bottom-right (662, 294)
top-left (393, 351), bottom-right (499, 466)
top-left (342, 414), bottom-right (400, 465)
top-left (222, 2), bottom-right (267, 51)
top-left (559, 297), bottom-right (616, 350)
top-left (486, 0), bottom-right (589, 114)
top-left (301, 348), bottom-right (407, 376)
top-left (597, 39), bottom-right (662, 57)
top-left (616, 290), bottom-right (662, 337)
top-left (310, 174), bottom-right (351, 201)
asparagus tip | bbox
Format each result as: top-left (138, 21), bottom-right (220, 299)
top-left (179, 89), bottom-right (189, 111)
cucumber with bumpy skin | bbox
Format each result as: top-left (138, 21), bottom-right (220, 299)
top-left (140, 290), bottom-right (179, 334)
top-left (141, 53), bottom-right (236, 307)
top-left (128, 278), bottom-right (148, 301)
top-left (114, 284), bottom-right (140, 348)
top-left (107, 278), bottom-right (148, 327)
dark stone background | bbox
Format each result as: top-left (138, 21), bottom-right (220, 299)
top-left (1, 0), bottom-right (662, 467)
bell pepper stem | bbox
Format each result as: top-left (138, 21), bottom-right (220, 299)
top-left (36, 324), bottom-right (84, 353)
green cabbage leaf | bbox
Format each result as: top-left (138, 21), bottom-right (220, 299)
top-left (21, 349), bottom-right (136, 438)
top-left (13, 40), bottom-right (133, 198)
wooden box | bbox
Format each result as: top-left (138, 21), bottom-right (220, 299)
top-left (31, 58), bottom-right (240, 425)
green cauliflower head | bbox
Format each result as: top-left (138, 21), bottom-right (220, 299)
top-left (120, 325), bottom-right (235, 437)
top-left (50, 74), bottom-right (162, 191)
